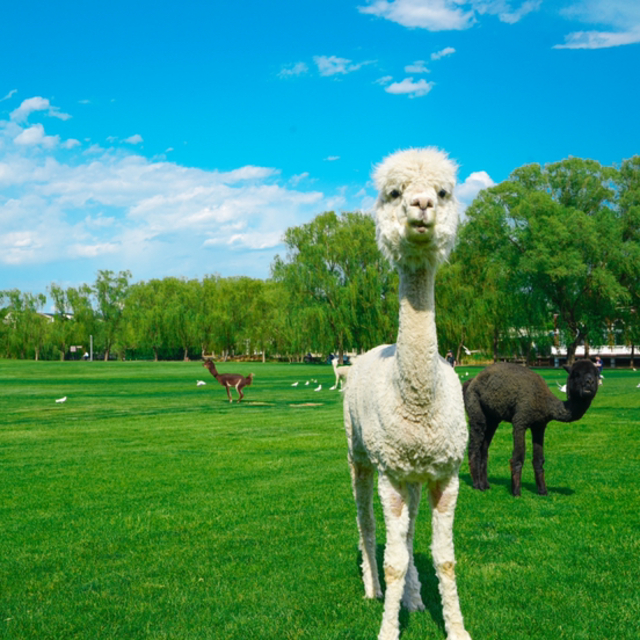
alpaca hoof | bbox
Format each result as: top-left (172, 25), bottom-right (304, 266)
top-left (378, 623), bottom-right (400, 640)
top-left (402, 597), bottom-right (425, 612)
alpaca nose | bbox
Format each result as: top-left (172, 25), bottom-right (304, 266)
top-left (411, 195), bottom-right (434, 210)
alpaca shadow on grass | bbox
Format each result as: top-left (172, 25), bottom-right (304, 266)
top-left (354, 545), bottom-right (446, 637)
top-left (459, 472), bottom-right (575, 496)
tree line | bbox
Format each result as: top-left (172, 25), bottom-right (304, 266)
top-left (2, 156), bottom-right (639, 364)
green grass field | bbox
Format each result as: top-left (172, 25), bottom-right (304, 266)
top-left (1, 360), bottom-right (638, 639)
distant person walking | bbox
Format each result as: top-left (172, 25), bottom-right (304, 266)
top-left (446, 350), bottom-right (456, 368)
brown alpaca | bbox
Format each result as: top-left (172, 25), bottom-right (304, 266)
top-left (202, 360), bottom-right (254, 403)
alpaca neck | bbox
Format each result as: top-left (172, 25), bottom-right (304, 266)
top-left (394, 266), bottom-right (439, 407)
top-left (550, 395), bottom-right (592, 422)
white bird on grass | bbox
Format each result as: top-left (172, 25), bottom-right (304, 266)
top-left (305, 381), bottom-right (310, 386)
top-left (55, 396), bottom-right (67, 403)
top-left (196, 380), bottom-right (206, 386)
top-left (556, 382), bottom-right (567, 393)
top-left (314, 384), bottom-right (322, 391)
top-left (291, 381), bottom-right (299, 387)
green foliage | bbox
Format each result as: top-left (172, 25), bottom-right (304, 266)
top-left (272, 211), bottom-right (398, 358)
top-left (1, 360), bottom-right (638, 638)
top-left (450, 157), bottom-right (639, 363)
top-left (1, 155), bottom-right (640, 363)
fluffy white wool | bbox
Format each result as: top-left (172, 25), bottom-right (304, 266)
top-left (343, 147), bottom-right (471, 640)
top-left (374, 147), bottom-right (459, 271)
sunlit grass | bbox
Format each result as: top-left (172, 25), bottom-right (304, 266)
top-left (0, 360), bottom-right (638, 639)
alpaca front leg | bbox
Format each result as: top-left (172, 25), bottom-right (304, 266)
top-left (378, 473), bottom-right (411, 640)
top-left (531, 425), bottom-right (547, 495)
top-left (349, 461), bottom-right (382, 600)
top-left (429, 475), bottom-right (471, 640)
top-left (402, 482), bottom-right (424, 612)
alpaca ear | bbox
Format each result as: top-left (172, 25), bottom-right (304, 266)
top-left (562, 364), bottom-right (571, 373)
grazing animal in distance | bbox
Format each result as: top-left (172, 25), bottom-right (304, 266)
top-left (331, 356), bottom-right (350, 390)
top-left (344, 148), bottom-right (471, 640)
top-left (202, 359), bottom-right (254, 403)
top-left (463, 359), bottom-right (599, 497)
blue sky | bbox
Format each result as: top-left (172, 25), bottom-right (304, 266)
top-left (2, 0), bottom-right (639, 302)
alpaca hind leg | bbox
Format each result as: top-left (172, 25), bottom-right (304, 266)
top-left (401, 482), bottom-right (424, 612)
top-left (377, 473), bottom-right (411, 640)
top-left (467, 417), bottom-right (487, 490)
top-left (479, 420), bottom-right (500, 490)
top-left (349, 460), bottom-right (382, 599)
top-left (531, 425), bottom-right (547, 495)
top-left (510, 425), bottom-right (526, 497)
top-left (428, 475), bottom-right (471, 640)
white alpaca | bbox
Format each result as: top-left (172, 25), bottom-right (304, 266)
top-left (344, 148), bottom-right (471, 640)
top-left (331, 356), bottom-right (350, 390)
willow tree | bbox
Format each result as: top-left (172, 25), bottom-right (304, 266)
top-left (47, 284), bottom-right (76, 360)
top-left (0, 289), bottom-right (48, 359)
top-left (124, 279), bottom-right (170, 360)
top-left (93, 270), bottom-right (131, 360)
top-left (271, 211), bottom-right (397, 361)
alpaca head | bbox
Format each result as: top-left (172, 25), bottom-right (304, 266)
top-left (563, 359), bottom-right (599, 403)
top-left (374, 147), bottom-right (459, 270)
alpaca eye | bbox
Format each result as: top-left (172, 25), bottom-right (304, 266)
top-left (438, 189), bottom-right (448, 198)
top-left (389, 189), bottom-right (401, 200)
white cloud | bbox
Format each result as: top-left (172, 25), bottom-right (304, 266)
top-left (313, 55), bottom-right (373, 76)
top-left (358, 0), bottom-right (540, 30)
top-left (289, 172), bottom-right (310, 186)
top-left (487, 0), bottom-right (541, 24)
top-left (404, 60), bottom-right (429, 73)
top-left (10, 97), bottom-right (71, 123)
top-left (358, 0), bottom-right (475, 31)
top-left (431, 47), bottom-right (456, 60)
top-left (555, 0), bottom-right (640, 49)
top-left (13, 123), bottom-right (60, 148)
top-left (278, 62), bottom-right (309, 78)
top-left (374, 75), bottom-right (394, 85)
top-left (0, 104), bottom-right (336, 281)
top-left (1, 89), bottom-right (18, 102)
top-left (124, 134), bottom-right (143, 145)
top-left (554, 28), bottom-right (640, 49)
top-left (456, 170), bottom-right (495, 209)
top-left (325, 156), bottom-right (340, 162)
top-left (385, 78), bottom-right (435, 98)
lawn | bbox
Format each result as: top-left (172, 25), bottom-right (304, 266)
top-left (0, 360), bottom-right (638, 639)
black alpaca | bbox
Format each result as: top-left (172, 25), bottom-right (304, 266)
top-left (463, 360), bottom-right (599, 496)
top-left (202, 359), bottom-right (254, 403)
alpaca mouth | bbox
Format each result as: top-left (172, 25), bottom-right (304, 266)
top-left (408, 220), bottom-right (434, 235)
